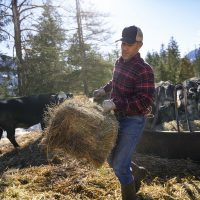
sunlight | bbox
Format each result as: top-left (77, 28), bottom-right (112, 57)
top-left (87, 0), bottom-right (114, 12)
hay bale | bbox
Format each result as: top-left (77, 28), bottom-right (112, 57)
top-left (43, 96), bottom-right (118, 168)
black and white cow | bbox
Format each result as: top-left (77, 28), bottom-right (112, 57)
top-left (150, 81), bottom-right (175, 128)
top-left (176, 78), bottom-right (200, 121)
top-left (147, 78), bottom-right (200, 131)
top-left (155, 81), bottom-right (175, 108)
top-left (0, 91), bottom-right (73, 148)
top-left (172, 78), bottom-right (200, 132)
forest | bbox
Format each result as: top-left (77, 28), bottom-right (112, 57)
top-left (0, 0), bottom-right (200, 98)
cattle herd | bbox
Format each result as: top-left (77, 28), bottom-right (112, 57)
top-left (0, 91), bottom-right (73, 148)
top-left (1, 78), bottom-right (200, 148)
top-left (148, 77), bottom-right (200, 132)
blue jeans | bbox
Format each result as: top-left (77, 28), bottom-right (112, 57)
top-left (108, 115), bottom-right (145, 185)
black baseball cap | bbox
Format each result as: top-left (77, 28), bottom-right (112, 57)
top-left (117, 25), bottom-right (143, 44)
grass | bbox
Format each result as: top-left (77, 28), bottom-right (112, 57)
top-left (0, 131), bottom-right (200, 200)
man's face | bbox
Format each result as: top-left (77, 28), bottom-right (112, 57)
top-left (121, 41), bottom-right (142, 60)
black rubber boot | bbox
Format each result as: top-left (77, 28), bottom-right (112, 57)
top-left (131, 162), bottom-right (148, 192)
top-left (121, 182), bottom-right (136, 200)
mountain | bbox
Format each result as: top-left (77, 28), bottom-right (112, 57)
top-left (0, 54), bottom-right (16, 69)
top-left (186, 48), bottom-right (200, 62)
top-left (0, 54), bottom-right (18, 96)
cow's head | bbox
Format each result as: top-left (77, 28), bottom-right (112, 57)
top-left (57, 91), bottom-right (68, 103)
top-left (176, 81), bottom-right (199, 120)
top-left (50, 91), bottom-right (73, 104)
top-left (156, 81), bottom-right (175, 107)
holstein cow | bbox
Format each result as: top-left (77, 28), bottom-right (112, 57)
top-left (197, 82), bottom-right (200, 114)
top-left (176, 78), bottom-right (200, 120)
top-left (174, 78), bottom-right (200, 132)
top-left (183, 78), bottom-right (200, 120)
top-left (149, 81), bottom-right (175, 129)
top-left (0, 91), bottom-right (73, 148)
top-left (146, 78), bottom-right (200, 132)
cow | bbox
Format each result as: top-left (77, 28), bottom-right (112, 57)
top-left (146, 78), bottom-right (200, 132)
top-left (197, 83), bottom-right (200, 114)
top-left (183, 78), bottom-right (200, 120)
top-left (148, 81), bottom-right (175, 129)
top-left (0, 91), bottom-right (73, 148)
top-left (155, 81), bottom-right (175, 109)
top-left (176, 79), bottom-right (200, 119)
top-left (173, 78), bottom-right (200, 132)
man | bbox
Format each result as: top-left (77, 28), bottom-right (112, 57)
top-left (93, 25), bottom-right (155, 200)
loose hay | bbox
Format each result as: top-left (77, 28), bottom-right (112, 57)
top-left (43, 96), bottom-right (118, 168)
top-left (1, 128), bottom-right (200, 200)
top-left (163, 120), bottom-right (200, 132)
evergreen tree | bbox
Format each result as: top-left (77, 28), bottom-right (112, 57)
top-left (0, 0), bottom-right (11, 42)
top-left (166, 37), bottom-right (181, 83)
top-left (178, 57), bottom-right (195, 82)
top-left (158, 44), bottom-right (169, 81)
top-left (24, 1), bottom-right (68, 95)
top-left (0, 0), bottom-right (48, 95)
top-left (145, 38), bottom-right (182, 83)
top-left (146, 44), bottom-right (170, 82)
top-left (66, 33), bottom-right (113, 95)
top-left (146, 51), bottom-right (161, 82)
top-left (66, 0), bottom-right (112, 96)
top-left (193, 47), bottom-right (200, 77)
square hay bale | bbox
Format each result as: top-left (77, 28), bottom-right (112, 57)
top-left (43, 96), bottom-right (118, 168)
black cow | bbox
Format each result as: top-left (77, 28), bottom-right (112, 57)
top-left (0, 91), bottom-right (73, 148)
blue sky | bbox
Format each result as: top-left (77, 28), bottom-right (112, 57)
top-left (1, 0), bottom-right (200, 58)
top-left (91, 0), bottom-right (200, 57)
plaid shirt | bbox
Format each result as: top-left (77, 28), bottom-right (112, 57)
top-left (103, 53), bottom-right (155, 115)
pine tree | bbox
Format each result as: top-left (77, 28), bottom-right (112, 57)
top-left (66, 0), bottom-right (112, 96)
top-left (146, 51), bottom-right (161, 82)
top-left (0, 0), bottom-right (11, 42)
top-left (145, 39), bottom-right (182, 83)
top-left (66, 33), bottom-right (113, 95)
top-left (24, 1), bottom-right (68, 95)
top-left (0, 0), bottom-right (50, 95)
top-left (193, 48), bottom-right (200, 77)
top-left (166, 37), bottom-right (181, 83)
top-left (178, 57), bottom-right (195, 82)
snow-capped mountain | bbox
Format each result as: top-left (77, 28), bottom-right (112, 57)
top-left (186, 48), bottom-right (200, 62)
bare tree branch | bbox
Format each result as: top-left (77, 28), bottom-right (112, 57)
top-left (0, 27), bottom-right (14, 39)
top-left (19, 5), bottom-right (44, 15)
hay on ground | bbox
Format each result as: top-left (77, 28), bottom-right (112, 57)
top-left (43, 96), bottom-right (118, 168)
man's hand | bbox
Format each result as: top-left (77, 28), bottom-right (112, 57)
top-left (102, 100), bottom-right (116, 113)
top-left (93, 88), bottom-right (106, 100)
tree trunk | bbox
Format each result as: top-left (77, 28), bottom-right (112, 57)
top-left (12, 0), bottom-right (25, 95)
top-left (75, 0), bottom-right (89, 96)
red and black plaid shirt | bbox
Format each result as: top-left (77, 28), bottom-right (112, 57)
top-left (103, 53), bottom-right (155, 115)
